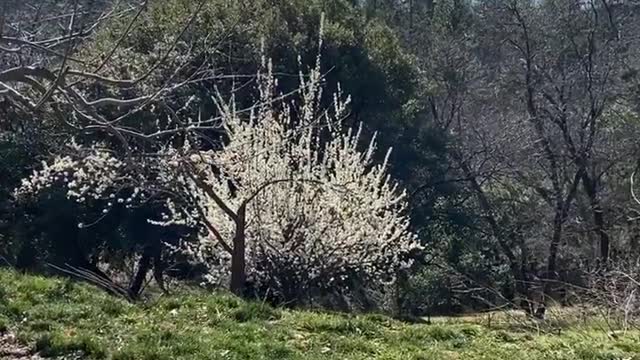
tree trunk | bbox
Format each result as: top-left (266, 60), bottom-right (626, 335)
top-left (581, 172), bottom-right (609, 263)
top-left (153, 248), bottom-right (166, 292)
top-left (512, 263), bottom-right (531, 312)
top-left (395, 267), bottom-right (404, 318)
top-left (409, 0), bottom-right (414, 30)
top-left (547, 211), bottom-right (563, 280)
top-left (538, 209), bottom-right (564, 319)
top-left (628, 219), bottom-right (640, 256)
top-left (129, 246), bottom-right (153, 299)
top-left (230, 206), bottom-right (247, 295)
top-left (515, 238), bottom-right (533, 314)
top-left (16, 240), bottom-right (37, 271)
top-left (128, 235), bottom-right (166, 299)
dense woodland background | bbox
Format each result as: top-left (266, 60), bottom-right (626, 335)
top-left (2, 0), bottom-right (640, 319)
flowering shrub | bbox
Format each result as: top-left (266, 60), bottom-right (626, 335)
top-left (16, 35), bottom-right (421, 297)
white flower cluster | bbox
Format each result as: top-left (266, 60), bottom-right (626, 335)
top-left (16, 144), bottom-right (125, 204)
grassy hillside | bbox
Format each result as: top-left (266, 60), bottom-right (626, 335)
top-left (0, 269), bottom-right (639, 360)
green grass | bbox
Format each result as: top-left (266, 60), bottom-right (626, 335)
top-left (0, 269), bottom-right (639, 359)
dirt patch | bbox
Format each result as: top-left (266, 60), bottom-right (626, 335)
top-left (0, 332), bottom-right (42, 360)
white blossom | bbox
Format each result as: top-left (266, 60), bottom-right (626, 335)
top-left (15, 49), bottom-right (421, 292)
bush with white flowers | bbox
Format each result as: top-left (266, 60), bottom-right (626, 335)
top-left (16, 44), bottom-right (421, 298)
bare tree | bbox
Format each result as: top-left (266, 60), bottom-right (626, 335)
top-left (411, 0), bottom-right (640, 316)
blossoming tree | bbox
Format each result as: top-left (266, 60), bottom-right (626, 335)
top-left (17, 35), bottom-right (421, 297)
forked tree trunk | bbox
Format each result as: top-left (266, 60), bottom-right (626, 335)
top-left (129, 248), bottom-right (152, 299)
top-left (129, 240), bottom-right (163, 299)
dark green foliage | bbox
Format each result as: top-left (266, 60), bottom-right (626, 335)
top-left (231, 302), bottom-right (282, 322)
top-left (35, 332), bottom-right (107, 358)
top-left (0, 316), bottom-right (8, 333)
top-left (402, 266), bottom-right (458, 316)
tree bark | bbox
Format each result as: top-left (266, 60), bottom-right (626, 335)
top-left (581, 172), bottom-right (609, 263)
top-left (230, 206), bottom-right (247, 295)
top-left (153, 248), bottom-right (166, 292)
top-left (516, 238), bottom-right (533, 314)
top-left (128, 245), bottom-right (153, 299)
top-left (547, 210), bottom-right (563, 280)
top-left (128, 238), bottom-right (164, 298)
top-left (540, 169), bottom-right (581, 317)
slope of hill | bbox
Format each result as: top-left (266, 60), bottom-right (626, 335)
top-left (0, 269), bottom-right (638, 360)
